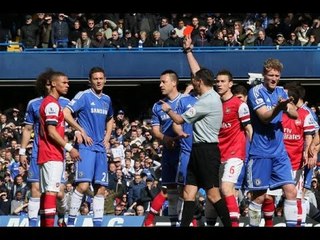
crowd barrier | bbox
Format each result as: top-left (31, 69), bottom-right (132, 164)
top-left (0, 46), bottom-right (320, 83)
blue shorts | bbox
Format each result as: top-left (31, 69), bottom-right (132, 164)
top-left (176, 149), bottom-right (190, 185)
top-left (303, 166), bottom-right (315, 190)
top-left (74, 149), bottom-right (108, 186)
top-left (235, 160), bottom-right (247, 190)
top-left (161, 147), bottom-right (180, 185)
top-left (246, 153), bottom-right (295, 191)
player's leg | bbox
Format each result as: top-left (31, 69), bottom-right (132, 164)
top-left (56, 183), bottom-right (67, 227)
top-left (274, 155), bottom-right (298, 227)
top-left (262, 192), bottom-right (276, 227)
top-left (56, 161), bottom-right (68, 227)
top-left (39, 161), bottom-right (63, 227)
top-left (164, 150), bottom-right (180, 219)
top-left (92, 152), bottom-right (109, 227)
top-left (67, 149), bottom-right (93, 226)
top-left (27, 159), bottom-right (41, 227)
top-left (144, 187), bottom-right (167, 227)
top-left (144, 151), bottom-right (178, 226)
top-left (246, 157), bottom-right (271, 227)
top-left (175, 150), bottom-right (191, 223)
top-left (220, 158), bottom-right (243, 227)
top-left (180, 184), bottom-right (198, 226)
top-left (204, 197), bottom-right (218, 226)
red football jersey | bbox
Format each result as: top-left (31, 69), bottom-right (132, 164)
top-left (218, 96), bottom-right (250, 162)
top-left (38, 95), bottom-right (65, 164)
top-left (283, 107), bottom-right (315, 170)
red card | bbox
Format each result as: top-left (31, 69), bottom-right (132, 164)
top-left (183, 25), bottom-right (194, 36)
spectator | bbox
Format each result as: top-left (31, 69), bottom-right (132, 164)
top-left (106, 30), bottom-right (123, 49)
top-left (150, 30), bottom-right (164, 48)
top-left (287, 32), bottom-right (302, 46)
top-left (19, 15), bottom-right (39, 49)
top-left (304, 34), bottom-right (318, 46)
top-left (114, 204), bottom-right (124, 216)
top-left (135, 204), bottom-right (146, 216)
top-left (90, 31), bottom-right (107, 48)
top-left (79, 201), bottom-right (91, 215)
top-left (51, 13), bottom-right (70, 48)
top-left (163, 29), bottom-right (183, 47)
top-left (75, 31), bottom-right (91, 48)
top-left (274, 33), bottom-right (288, 46)
top-left (239, 25), bottom-right (256, 46)
top-left (38, 14), bottom-right (53, 48)
top-left (254, 28), bottom-right (274, 46)
top-left (192, 25), bottom-right (211, 47)
top-left (128, 173), bottom-right (146, 207)
top-left (158, 17), bottom-right (174, 42)
top-left (296, 21), bottom-right (310, 46)
top-left (84, 18), bottom-right (99, 40)
top-left (140, 177), bottom-right (160, 211)
top-left (100, 19), bottom-right (117, 40)
top-left (0, 189), bottom-right (10, 215)
top-left (68, 20), bottom-right (83, 48)
top-left (122, 30), bottom-right (138, 49)
top-left (173, 19), bottom-right (186, 39)
top-left (10, 190), bottom-right (26, 215)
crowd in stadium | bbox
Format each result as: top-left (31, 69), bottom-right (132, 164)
top-left (0, 12), bottom-right (319, 51)
top-left (1, 12), bottom-right (320, 227)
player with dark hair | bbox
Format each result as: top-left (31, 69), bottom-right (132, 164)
top-left (38, 71), bottom-right (80, 227)
top-left (144, 69), bottom-right (183, 226)
top-left (19, 69), bottom-right (74, 227)
top-left (65, 66), bottom-right (114, 227)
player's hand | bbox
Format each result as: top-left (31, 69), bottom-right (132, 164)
top-left (69, 148), bottom-right (81, 162)
top-left (184, 84), bottom-right (194, 95)
top-left (75, 130), bottom-right (93, 146)
top-left (177, 132), bottom-right (190, 139)
top-left (159, 100), bottom-right (171, 113)
top-left (103, 137), bottom-right (110, 150)
top-left (277, 96), bottom-right (294, 110)
top-left (80, 129), bottom-right (93, 146)
top-left (307, 155), bottom-right (317, 169)
top-left (163, 135), bottom-right (176, 149)
top-left (19, 155), bottom-right (28, 169)
top-left (183, 34), bottom-right (192, 49)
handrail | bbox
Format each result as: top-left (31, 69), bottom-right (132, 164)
top-left (0, 42), bottom-right (319, 53)
top-left (26, 45), bottom-right (320, 52)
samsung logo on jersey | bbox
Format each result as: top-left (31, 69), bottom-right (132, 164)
top-left (91, 108), bottom-right (108, 115)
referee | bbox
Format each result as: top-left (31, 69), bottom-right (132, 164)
top-left (160, 35), bottom-right (231, 227)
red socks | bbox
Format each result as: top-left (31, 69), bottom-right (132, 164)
top-left (262, 198), bottom-right (275, 227)
top-left (225, 195), bottom-right (240, 227)
top-left (40, 193), bottom-right (57, 227)
top-left (144, 192), bottom-right (166, 226)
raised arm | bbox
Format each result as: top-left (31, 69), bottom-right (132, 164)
top-left (183, 35), bottom-right (201, 76)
